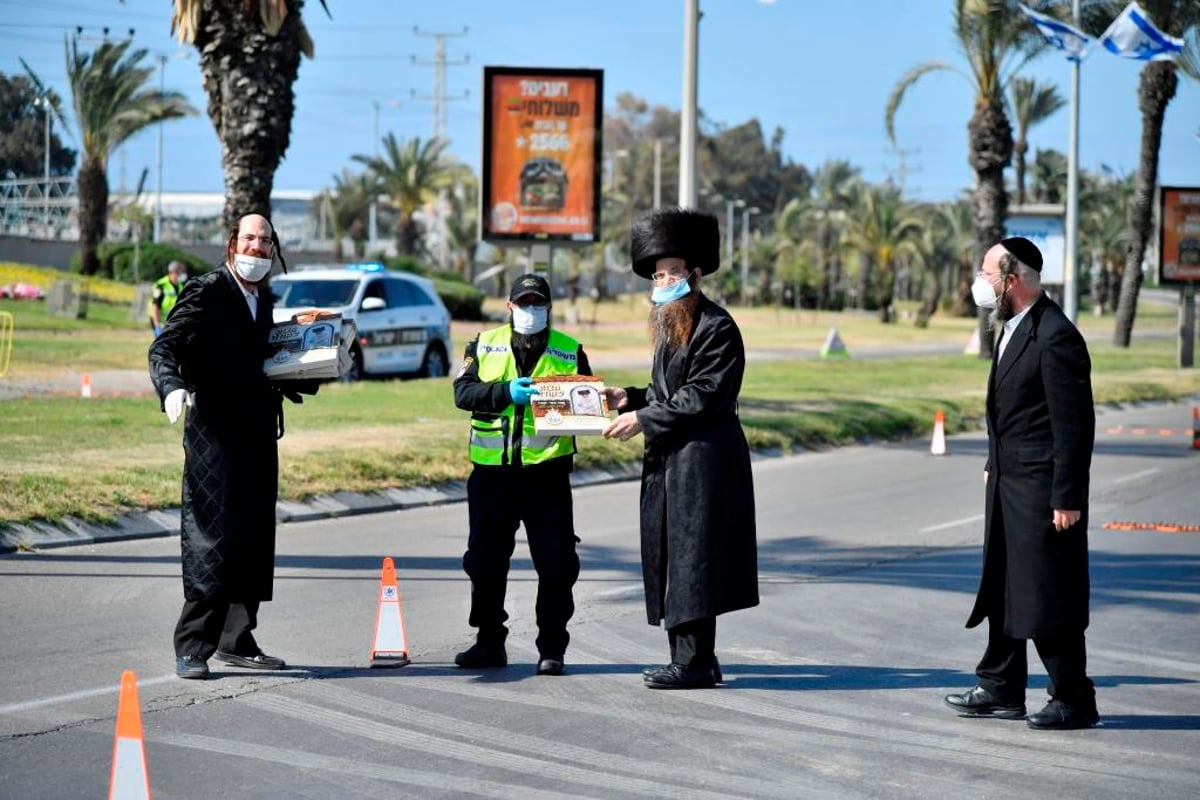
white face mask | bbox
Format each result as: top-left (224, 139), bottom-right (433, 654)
top-left (233, 253), bottom-right (272, 283)
top-left (971, 275), bottom-right (999, 309)
top-left (176, 272), bottom-right (187, 283)
top-left (511, 304), bottom-right (548, 334)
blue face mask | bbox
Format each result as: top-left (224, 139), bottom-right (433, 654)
top-left (651, 276), bottom-right (693, 305)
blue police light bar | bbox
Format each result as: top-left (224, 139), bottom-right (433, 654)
top-left (345, 262), bottom-right (385, 272)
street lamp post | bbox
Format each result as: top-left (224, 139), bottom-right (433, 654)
top-left (653, 138), bottom-right (663, 209)
top-left (154, 55), bottom-right (165, 242)
top-left (1063, 0), bottom-right (1081, 323)
top-left (40, 94), bottom-right (50, 233)
top-left (725, 198), bottom-right (743, 278)
top-left (678, 0), bottom-right (699, 207)
top-left (740, 205), bottom-right (760, 306)
top-left (368, 99), bottom-right (401, 255)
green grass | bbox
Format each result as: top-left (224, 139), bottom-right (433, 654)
top-left (2, 337), bottom-right (1196, 525)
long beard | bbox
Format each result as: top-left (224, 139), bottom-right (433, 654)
top-left (989, 287), bottom-right (1015, 328)
top-left (648, 291), bottom-right (699, 351)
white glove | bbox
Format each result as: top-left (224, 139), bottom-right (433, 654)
top-left (165, 388), bottom-right (195, 424)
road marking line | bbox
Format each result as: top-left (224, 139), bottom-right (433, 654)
top-left (919, 514), bottom-right (984, 533)
top-left (1110, 468), bottom-right (1161, 485)
top-left (0, 674), bottom-right (177, 716)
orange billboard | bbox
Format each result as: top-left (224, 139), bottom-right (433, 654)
top-left (1159, 186), bottom-right (1200, 284)
top-left (481, 67), bottom-right (603, 244)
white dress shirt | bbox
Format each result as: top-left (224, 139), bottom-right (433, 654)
top-left (997, 296), bottom-right (1037, 363)
top-left (229, 266), bottom-right (258, 321)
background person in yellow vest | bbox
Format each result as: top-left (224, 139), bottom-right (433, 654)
top-left (452, 273), bottom-right (593, 677)
top-left (149, 260), bottom-right (187, 337)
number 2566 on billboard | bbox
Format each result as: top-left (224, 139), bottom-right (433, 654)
top-left (481, 66), bottom-right (603, 245)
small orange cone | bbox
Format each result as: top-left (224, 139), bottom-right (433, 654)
top-left (1192, 407), bottom-right (1199, 450)
top-left (930, 409), bottom-right (947, 456)
top-left (81, 373), bottom-right (93, 399)
top-left (370, 557), bottom-right (411, 668)
top-left (108, 671), bottom-right (151, 800)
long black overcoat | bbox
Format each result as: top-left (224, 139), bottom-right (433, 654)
top-left (623, 293), bottom-right (759, 628)
top-left (967, 294), bottom-right (1094, 639)
top-left (149, 266), bottom-right (282, 602)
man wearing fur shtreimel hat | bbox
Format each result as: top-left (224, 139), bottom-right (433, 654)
top-left (603, 208), bottom-right (759, 690)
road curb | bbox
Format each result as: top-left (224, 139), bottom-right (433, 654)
top-left (0, 463), bottom-right (644, 554)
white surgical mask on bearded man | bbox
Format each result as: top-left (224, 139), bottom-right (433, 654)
top-left (971, 275), bottom-right (999, 309)
top-left (234, 253), bottom-right (273, 283)
top-left (511, 304), bottom-right (548, 334)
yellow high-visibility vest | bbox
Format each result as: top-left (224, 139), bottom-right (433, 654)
top-left (469, 325), bottom-right (580, 466)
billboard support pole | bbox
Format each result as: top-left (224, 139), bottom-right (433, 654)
top-left (1180, 283), bottom-right (1195, 369)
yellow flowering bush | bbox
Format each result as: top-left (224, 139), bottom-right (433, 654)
top-left (0, 262), bottom-right (136, 305)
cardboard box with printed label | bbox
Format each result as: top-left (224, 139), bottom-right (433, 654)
top-left (263, 312), bottom-right (356, 381)
top-left (530, 376), bottom-right (611, 436)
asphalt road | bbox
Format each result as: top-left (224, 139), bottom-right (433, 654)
top-left (1, 401), bottom-right (1198, 799)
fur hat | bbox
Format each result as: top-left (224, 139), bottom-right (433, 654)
top-left (1000, 236), bottom-right (1043, 272)
top-left (630, 208), bottom-right (721, 279)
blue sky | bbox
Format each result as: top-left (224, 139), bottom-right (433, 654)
top-left (2, 0), bottom-right (1197, 202)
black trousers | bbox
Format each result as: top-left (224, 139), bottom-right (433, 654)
top-left (667, 617), bottom-right (716, 669)
top-left (174, 599), bottom-right (261, 660)
top-left (976, 617), bottom-right (1096, 708)
top-left (463, 463), bottom-right (580, 658)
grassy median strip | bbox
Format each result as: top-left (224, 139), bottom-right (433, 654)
top-left (2, 336), bottom-right (1196, 525)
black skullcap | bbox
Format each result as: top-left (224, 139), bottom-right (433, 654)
top-left (1000, 237), bottom-right (1042, 272)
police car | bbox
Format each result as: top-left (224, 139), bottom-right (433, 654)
top-left (270, 263), bottom-right (452, 380)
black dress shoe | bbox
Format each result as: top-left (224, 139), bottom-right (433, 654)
top-left (943, 685), bottom-right (1026, 719)
top-left (536, 657), bottom-right (564, 676)
top-left (214, 650), bottom-right (286, 670)
top-left (643, 656), bottom-right (722, 682)
top-left (454, 642), bottom-right (507, 669)
top-left (644, 663), bottom-right (717, 690)
top-left (1026, 700), bottom-right (1099, 730)
top-left (176, 655), bottom-right (209, 680)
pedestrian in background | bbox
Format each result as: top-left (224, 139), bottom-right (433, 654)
top-left (149, 260), bottom-right (187, 337)
top-left (604, 208), bottom-right (759, 690)
top-left (452, 273), bottom-right (593, 676)
top-left (944, 237), bottom-right (1098, 730)
top-left (149, 212), bottom-right (314, 680)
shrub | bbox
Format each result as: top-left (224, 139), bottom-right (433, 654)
top-left (432, 278), bottom-right (485, 320)
top-left (69, 243), bottom-right (210, 282)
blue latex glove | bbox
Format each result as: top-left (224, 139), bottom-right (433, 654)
top-left (508, 376), bottom-right (539, 405)
top-left (153, 325), bottom-right (163, 338)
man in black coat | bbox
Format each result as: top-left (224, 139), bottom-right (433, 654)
top-left (604, 208), bottom-right (759, 690)
top-left (945, 237), bottom-right (1098, 730)
top-left (150, 213), bottom-right (308, 680)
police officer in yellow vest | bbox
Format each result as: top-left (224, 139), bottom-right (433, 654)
top-left (452, 273), bottom-right (592, 677)
top-left (149, 261), bottom-right (187, 337)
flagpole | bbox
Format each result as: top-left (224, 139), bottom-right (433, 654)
top-left (1063, 0), bottom-right (1081, 323)
top-left (678, 0), bottom-right (699, 208)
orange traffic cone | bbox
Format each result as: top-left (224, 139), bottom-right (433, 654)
top-left (108, 670), bottom-right (151, 800)
top-left (81, 373), bottom-right (93, 399)
top-left (369, 557), bottom-right (411, 668)
top-left (1192, 407), bottom-right (1199, 450)
top-left (930, 409), bottom-right (947, 456)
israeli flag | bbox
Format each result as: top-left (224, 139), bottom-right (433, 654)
top-left (1018, 3), bottom-right (1095, 62)
top-left (1099, 1), bottom-right (1185, 61)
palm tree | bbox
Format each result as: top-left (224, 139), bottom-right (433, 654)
top-left (808, 160), bottom-right (861, 309)
top-left (1112, 7), bottom-right (1200, 347)
top-left (1032, 147), bottom-right (1068, 203)
top-left (170, 0), bottom-right (329, 228)
top-left (45, 38), bottom-right (194, 276)
top-left (841, 183), bottom-right (924, 323)
top-left (353, 134), bottom-right (454, 257)
top-left (1007, 77), bottom-right (1065, 205)
top-left (326, 168), bottom-right (373, 259)
top-left (886, 0), bottom-right (1044, 354)
top-left (444, 177), bottom-right (480, 280)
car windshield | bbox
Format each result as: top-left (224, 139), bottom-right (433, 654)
top-left (271, 278), bottom-right (360, 309)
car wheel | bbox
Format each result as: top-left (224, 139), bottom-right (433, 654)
top-left (419, 344), bottom-right (448, 378)
top-left (339, 344), bottom-right (363, 383)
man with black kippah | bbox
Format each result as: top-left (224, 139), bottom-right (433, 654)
top-left (945, 237), bottom-right (1099, 730)
top-left (603, 207), bottom-right (759, 690)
